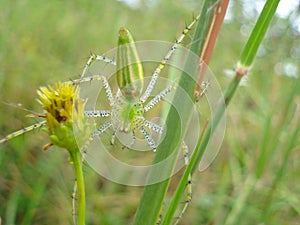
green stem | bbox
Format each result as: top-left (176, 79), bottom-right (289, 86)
top-left (70, 149), bottom-right (85, 225)
top-left (239, 0), bottom-right (280, 67)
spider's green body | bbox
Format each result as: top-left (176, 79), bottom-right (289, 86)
top-left (117, 27), bottom-right (144, 100)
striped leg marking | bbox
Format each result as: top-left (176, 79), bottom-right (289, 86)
top-left (140, 126), bottom-right (157, 152)
top-left (85, 110), bottom-right (111, 117)
top-left (72, 75), bottom-right (115, 106)
top-left (140, 14), bottom-right (200, 103)
top-left (92, 121), bottom-right (113, 138)
top-left (0, 121), bottom-right (46, 144)
top-left (80, 53), bottom-right (116, 79)
top-left (143, 120), bottom-right (164, 134)
top-left (143, 84), bottom-right (176, 112)
top-left (174, 142), bottom-right (192, 225)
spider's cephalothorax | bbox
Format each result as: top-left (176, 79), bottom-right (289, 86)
top-left (111, 95), bottom-right (144, 133)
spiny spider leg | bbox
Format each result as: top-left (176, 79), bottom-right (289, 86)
top-left (110, 130), bottom-right (117, 145)
top-left (143, 120), bottom-right (164, 134)
top-left (121, 129), bottom-right (137, 150)
top-left (156, 142), bottom-right (192, 225)
top-left (84, 110), bottom-right (111, 117)
top-left (140, 14), bottom-right (200, 103)
top-left (72, 75), bottom-right (115, 106)
top-left (199, 80), bottom-right (210, 98)
top-left (80, 53), bottom-right (116, 79)
top-left (130, 130), bottom-right (137, 148)
top-left (140, 126), bottom-right (157, 152)
top-left (143, 84), bottom-right (176, 112)
top-left (72, 180), bottom-right (78, 224)
top-left (0, 120), bottom-right (46, 144)
top-left (173, 142), bottom-right (192, 225)
top-left (92, 121), bottom-right (113, 138)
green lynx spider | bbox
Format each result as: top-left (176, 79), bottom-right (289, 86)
top-left (73, 18), bottom-right (200, 223)
top-left (0, 14), bottom-right (200, 224)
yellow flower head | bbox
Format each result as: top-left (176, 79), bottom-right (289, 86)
top-left (37, 82), bottom-right (89, 151)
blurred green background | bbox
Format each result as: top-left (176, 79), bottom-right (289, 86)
top-left (0, 0), bottom-right (299, 224)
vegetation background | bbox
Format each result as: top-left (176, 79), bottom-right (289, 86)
top-left (0, 0), bottom-right (299, 224)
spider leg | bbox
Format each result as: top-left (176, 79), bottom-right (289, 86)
top-left (199, 80), bottom-right (210, 97)
top-left (155, 142), bottom-right (192, 225)
top-left (72, 179), bottom-right (78, 225)
top-left (140, 14), bottom-right (200, 103)
top-left (72, 75), bottom-right (115, 106)
top-left (110, 129), bottom-right (117, 145)
top-left (80, 53), bottom-right (116, 79)
top-left (85, 110), bottom-right (111, 117)
top-left (0, 121), bottom-right (46, 144)
top-left (143, 84), bottom-right (176, 112)
top-left (92, 120), bottom-right (112, 138)
top-left (122, 129), bottom-right (136, 150)
top-left (143, 120), bottom-right (163, 134)
top-left (173, 141), bottom-right (192, 225)
top-left (131, 130), bottom-right (136, 147)
top-left (140, 126), bottom-right (157, 152)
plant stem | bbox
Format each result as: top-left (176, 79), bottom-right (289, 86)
top-left (239, 0), bottom-right (280, 67)
top-left (195, 0), bottom-right (230, 99)
top-left (70, 149), bottom-right (85, 225)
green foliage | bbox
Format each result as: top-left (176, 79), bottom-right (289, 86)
top-left (0, 0), bottom-right (299, 225)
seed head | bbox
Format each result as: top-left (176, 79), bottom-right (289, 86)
top-left (37, 82), bottom-right (89, 151)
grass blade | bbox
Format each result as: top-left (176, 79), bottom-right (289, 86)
top-left (132, 1), bottom-right (219, 224)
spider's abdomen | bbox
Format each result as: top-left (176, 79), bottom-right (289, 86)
top-left (117, 28), bottom-right (144, 100)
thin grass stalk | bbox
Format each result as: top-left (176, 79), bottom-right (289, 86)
top-left (262, 120), bottom-right (300, 221)
top-left (195, 0), bottom-right (230, 98)
top-left (261, 89), bottom-right (300, 221)
top-left (256, 82), bottom-right (300, 178)
top-left (225, 82), bottom-right (299, 224)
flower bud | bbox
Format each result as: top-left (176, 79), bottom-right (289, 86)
top-left (37, 82), bottom-right (90, 152)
